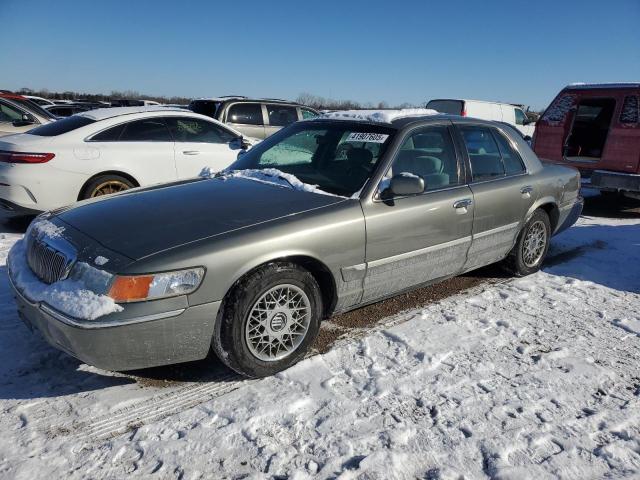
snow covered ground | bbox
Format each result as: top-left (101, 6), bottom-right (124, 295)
top-left (0, 212), bottom-right (639, 479)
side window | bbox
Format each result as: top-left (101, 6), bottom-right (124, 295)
top-left (460, 126), bottom-right (505, 181)
top-left (119, 118), bottom-right (172, 142)
top-left (267, 105), bottom-right (298, 127)
top-left (385, 125), bottom-right (461, 191)
top-left (514, 108), bottom-right (527, 125)
top-left (301, 108), bottom-right (318, 120)
top-left (494, 130), bottom-right (526, 175)
top-left (620, 95), bottom-right (639, 125)
top-left (166, 117), bottom-right (236, 143)
top-left (91, 123), bottom-right (126, 142)
top-left (226, 103), bottom-right (263, 125)
top-left (0, 102), bottom-right (23, 123)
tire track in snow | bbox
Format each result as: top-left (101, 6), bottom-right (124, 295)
top-left (49, 372), bottom-right (251, 442)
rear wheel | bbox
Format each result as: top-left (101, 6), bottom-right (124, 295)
top-left (504, 209), bottom-right (551, 276)
top-left (212, 262), bottom-right (322, 378)
top-left (81, 174), bottom-right (135, 199)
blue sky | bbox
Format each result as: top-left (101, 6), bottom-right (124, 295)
top-left (1, 0), bottom-right (639, 109)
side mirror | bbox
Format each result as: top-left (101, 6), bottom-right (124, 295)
top-left (230, 136), bottom-right (251, 150)
top-left (390, 173), bottom-right (424, 196)
top-left (523, 117), bottom-right (535, 125)
top-left (12, 113), bottom-right (35, 127)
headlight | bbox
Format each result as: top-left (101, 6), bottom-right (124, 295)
top-left (108, 267), bottom-right (205, 303)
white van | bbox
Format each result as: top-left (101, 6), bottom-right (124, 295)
top-left (426, 99), bottom-right (535, 139)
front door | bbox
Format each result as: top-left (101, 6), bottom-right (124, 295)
top-left (455, 123), bottom-right (536, 271)
top-left (361, 123), bottom-right (474, 303)
top-left (165, 117), bottom-right (242, 177)
top-left (264, 104), bottom-right (299, 137)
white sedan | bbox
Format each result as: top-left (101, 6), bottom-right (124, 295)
top-left (0, 107), bottom-right (255, 213)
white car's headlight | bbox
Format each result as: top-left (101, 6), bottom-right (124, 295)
top-left (107, 267), bottom-right (205, 303)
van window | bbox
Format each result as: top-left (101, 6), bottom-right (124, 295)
top-left (426, 100), bottom-right (464, 115)
top-left (226, 103), bottom-right (263, 125)
top-left (541, 94), bottom-right (577, 124)
top-left (301, 108), bottom-right (318, 119)
top-left (515, 108), bottom-right (527, 125)
top-left (620, 95), bottom-right (639, 125)
top-left (459, 126), bottom-right (505, 181)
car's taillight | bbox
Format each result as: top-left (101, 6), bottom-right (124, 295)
top-left (0, 151), bottom-right (55, 163)
top-left (461, 108), bottom-right (467, 117)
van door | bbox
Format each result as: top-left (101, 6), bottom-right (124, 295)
top-left (564, 97), bottom-right (616, 164)
top-left (600, 93), bottom-right (640, 173)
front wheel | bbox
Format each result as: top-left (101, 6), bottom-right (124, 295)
top-left (212, 262), bottom-right (322, 378)
top-left (504, 209), bottom-right (551, 276)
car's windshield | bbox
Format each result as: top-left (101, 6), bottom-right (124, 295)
top-left (229, 121), bottom-right (396, 196)
top-left (189, 100), bottom-right (222, 119)
top-left (12, 97), bottom-right (58, 120)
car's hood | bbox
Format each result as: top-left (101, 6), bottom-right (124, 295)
top-left (55, 177), bottom-right (347, 260)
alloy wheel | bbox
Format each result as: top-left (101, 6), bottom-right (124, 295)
top-left (245, 284), bottom-right (311, 362)
top-left (522, 220), bottom-right (547, 267)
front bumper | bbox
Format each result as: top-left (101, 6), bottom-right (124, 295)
top-left (9, 272), bottom-right (221, 371)
top-left (591, 170), bottom-right (640, 194)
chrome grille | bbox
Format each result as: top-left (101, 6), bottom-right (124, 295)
top-left (26, 235), bottom-right (74, 284)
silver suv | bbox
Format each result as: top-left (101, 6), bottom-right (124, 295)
top-left (189, 96), bottom-right (319, 139)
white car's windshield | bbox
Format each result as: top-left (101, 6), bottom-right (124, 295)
top-left (230, 121), bottom-right (396, 196)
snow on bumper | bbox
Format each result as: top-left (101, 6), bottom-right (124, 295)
top-left (8, 240), bottom-right (221, 370)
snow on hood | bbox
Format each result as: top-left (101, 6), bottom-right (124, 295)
top-left (201, 167), bottom-right (344, 198)
top-left (321, 108), bottom-right (440, 123)
top-left (8, 240), bottom-right (122, 321)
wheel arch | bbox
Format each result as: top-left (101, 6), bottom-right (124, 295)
top-left (220, 254), bottom-right (338, 320)
top-left (78, 171), bottom-right (140, 200)
top-left (526, 197), bottom-right (560, 233)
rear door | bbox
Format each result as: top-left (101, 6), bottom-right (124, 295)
top-left (224, 102), bottom-right (266, 139)
top-left (265, 104), bottom-right (299, 137)
top-left (89, 117), bottom-right (176, 185)
top-left (166, 116), bottom-right (242, 177)
top-left (601, 92), bottom-right (640, 173)
top-left (454, 123), bottom-right (535, 271)
top-left (361, 122), bottom-right (474, 303)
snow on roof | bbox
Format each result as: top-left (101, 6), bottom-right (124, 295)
top-left (565, 82), bottom-right (640, 90)
top-left (78, 106), bottom-right (189, 121)
top-left (320, 108), bottom-right (440, 123)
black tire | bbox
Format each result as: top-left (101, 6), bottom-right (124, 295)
top-left (81, 174), bottom-right (135, 200)
top-left (212, 262), bottom-right (322, 378)
top-left (504, 209), bottom-right (551, 276)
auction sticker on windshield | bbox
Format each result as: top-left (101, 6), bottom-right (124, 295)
top-left (346, 132), bottom-right (389, 143)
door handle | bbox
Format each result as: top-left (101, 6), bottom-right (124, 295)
top-left (453, 198), bottom-right (473, 209)
top-left (520, 185), bottom-right (533, 197)
top-left (182, 150), bottom-right (200, 155)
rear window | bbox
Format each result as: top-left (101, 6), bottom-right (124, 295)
top-left (189, 100), bottom-right (222, 118)
top-left (28, 116), bottom-right (95, 136)
top-left (426, 100), bottom-right (464, 115)
top-left (620, 95), bottom-right (639, 125)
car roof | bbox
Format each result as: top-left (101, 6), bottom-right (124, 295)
top-left (564, 82), bottom-right (640, 90)
top-left (191, 96), bottom-right (303, 106)
top-left (77, 106), bottom-right (194, 121)
top-left (428, 98), bottom-right (520, 107)
top-left (0, 93), bottom-right (28, 101)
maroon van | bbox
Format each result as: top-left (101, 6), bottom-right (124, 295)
top-left (533, 83), bottom-right (640, 200)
